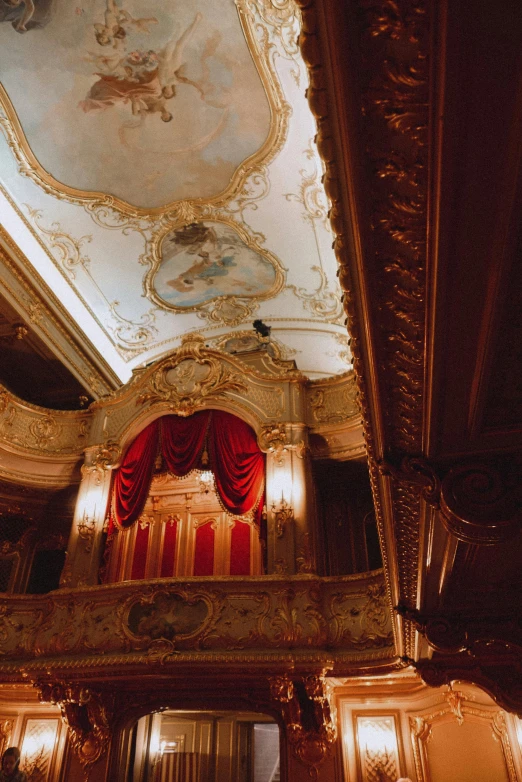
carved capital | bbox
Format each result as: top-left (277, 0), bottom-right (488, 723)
top-left (258, 423), bottom-right (291, 462)
top-left (37, 681), bottom-right (113, 775)
top-left (269, 673), bottom-right (336, 779)
top-left (83, 442), bottom-right (121, 483)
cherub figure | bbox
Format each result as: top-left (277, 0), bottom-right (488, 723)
top-left (0, 0), bottom-right (52, 33)
top-left (1, 0), bottom-right (34, 31)
top-left (157, 12), bottom-right (205, 108)
top-left (93, 0), bottom-right (157, 48)
top-left (129, 13), bottom-right (205, 123)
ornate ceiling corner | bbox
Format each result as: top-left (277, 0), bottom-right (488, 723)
top-left (285, 265), bottom-right (344, 324)
top-left (0, 228), bottom-right (119, 398)
top-left (106, 301), bottom-right (159, 354)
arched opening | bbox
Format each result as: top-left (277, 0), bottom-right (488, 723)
top-left (102, 410), bottom-right (266, 581)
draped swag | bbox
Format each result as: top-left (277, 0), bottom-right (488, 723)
top-left (111, 411), bottom-right (265, 529)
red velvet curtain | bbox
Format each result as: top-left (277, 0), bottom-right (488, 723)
top-left (210, 411), bottom-right (265, 516)
top-left (112, 420), bottom-right (159, 529)
top-left (111, 412), bottom-right (264, 529)
top-left (162, 411), bottom-right (210, 475)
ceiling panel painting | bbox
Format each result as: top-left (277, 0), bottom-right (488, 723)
top-left (148, 221), bottom-right (283, 311)
top-left (0, 0), bottom-right (279, 211)
top-left (0, 0), bottom-right (352, 388)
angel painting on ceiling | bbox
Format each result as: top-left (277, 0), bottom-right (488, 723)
top-left (93, 0), bottom-right (157, 48)
top-left (0, 0), bottom-right (53, 33)
top-left (0, 0), bottom-right (272, 207)
top-left (152, 222), bottom-right (281, 310)
top-left (80, 12), bottom-right (208, 124)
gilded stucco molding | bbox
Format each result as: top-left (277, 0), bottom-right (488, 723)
top-left (83, 336), bottom-right (363, 461)
top-left (0, 573), bottom-right (393, 674)
top-left (409, 696), bottom-right (518, 782)
top-left (0, 385), bottom-right (90, 456)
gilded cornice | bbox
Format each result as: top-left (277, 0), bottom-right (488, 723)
top-left (0, 227), bottom-right (120, 397)
top-left (296, 0), bottom-right (431, 658)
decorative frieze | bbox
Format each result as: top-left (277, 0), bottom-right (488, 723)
top-left (0, 573), bottom-right (393, 674)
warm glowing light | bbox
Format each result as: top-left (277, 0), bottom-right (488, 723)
top-left (270, 466), bottom-right (293, 506)
top-left (357, 716), bottom-right (397, 756)
top-left (199, 470), bottom-right (214, 494)
top-left (22, 721), bottom-right (57, 762)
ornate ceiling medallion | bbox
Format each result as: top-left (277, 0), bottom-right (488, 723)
top-left (0, 0), bottom-right (289, 217)
top-left (145, 218), bottom-right (285, 312)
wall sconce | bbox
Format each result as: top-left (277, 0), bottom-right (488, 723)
top-left (271, 495), bottom-right (294, 538)
top-left (77, 508), bottom-right (96, 553)
top-left (199, 470), bottom-right (214, 495)
top-left (356, 716), bottom-right (401, 782)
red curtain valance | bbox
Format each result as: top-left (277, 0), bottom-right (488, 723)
top-left (111, 411), bottom-right (264, 529)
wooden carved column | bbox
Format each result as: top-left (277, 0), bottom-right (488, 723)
top-left (61, 442), bottom-right (120, 588)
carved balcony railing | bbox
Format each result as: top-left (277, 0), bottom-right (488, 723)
top-left (0, 572), bottom-right (393, 677)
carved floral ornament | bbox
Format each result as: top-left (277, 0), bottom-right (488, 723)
top-left (0, 575), bottom-right (393, 669)
top-left (135, 334), bottom-right (247, 417)
top-left (269, 673), bottom-right (337, 779)
top-left (37, 681), bottom-right (113, 777)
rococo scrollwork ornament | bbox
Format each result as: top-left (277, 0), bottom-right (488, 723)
top-left (269, 673), bottom-right (337, 779)
top-left (136, 333), bottom-right (247, 416)
top-left (37, 681), bottom-right (113, 778)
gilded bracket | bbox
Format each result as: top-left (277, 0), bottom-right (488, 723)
top-left (37, 681), bottom-right (113, 779)
top-left (269, 673), bottom-right (337, 779)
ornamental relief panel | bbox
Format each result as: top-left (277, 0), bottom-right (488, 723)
top-left (0, 386), bottom-right (89, 455)
top-left (0, 573), bottom-right (393, 669)
top-left (307, 372), bottom-right (359, 426)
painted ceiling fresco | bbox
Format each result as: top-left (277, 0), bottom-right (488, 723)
top-left (0, 0), bottom-right (351, 387)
